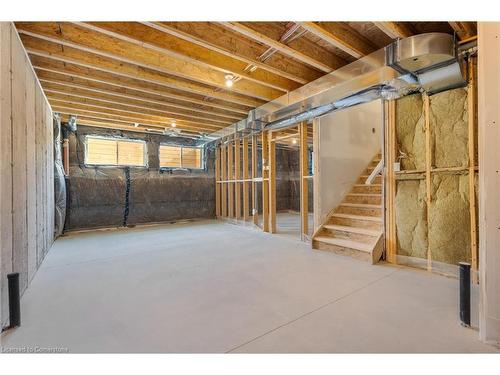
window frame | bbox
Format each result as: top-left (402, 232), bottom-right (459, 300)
top-left (159, 143), bottom-right (204, 170)
top-left (84, 135), bottom-right (148, 168)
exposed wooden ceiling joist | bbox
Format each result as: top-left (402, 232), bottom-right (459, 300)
top-left (448, 22), bottom-right (477, 40)
top-left (299, 22), bottom-right (376, 59)
top-left (29, 56), bottom-right (251, 115)
top-left (218, 22), bottom-right (338, 73)
top-left (38, 76), bottom-right (243, 122)
top-left (373, 22), bottom-right (415, 39)
top-left (76, 21), bottom-right (298, 93)
top-left (16, 23), bottom-right (275, 102)
top-left (20, 34), bottom-right (264, 108)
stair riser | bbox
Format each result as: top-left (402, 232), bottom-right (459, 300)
top-left (357, 176), bottom-right (382, 184)
top-left (322, 228), bottom-right (378, 244)
top-left (312, 240), bottom-right (372, 262)
top-left (344, 195), bottom-right (381, 205)
top-left (336, 206), bottom-right (381, 217)
top-left (330, 216), bottom-right (382, 230)
top-left (352, 185), bottom-right (382, 194)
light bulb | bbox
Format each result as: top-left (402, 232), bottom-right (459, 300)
top-left (225, 74), bottom-right (234, 87)
top-left (171, 122), bottom-right (176, 128)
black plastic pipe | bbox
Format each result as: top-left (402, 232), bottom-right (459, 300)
top-left (7, 272), bottom-right (21, 328)
top-left (459, 262), bottom-right (471, 327)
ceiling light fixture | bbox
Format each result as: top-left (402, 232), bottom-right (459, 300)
top-left (292, 138), bottom-right (298, 145)
top-left (225, 74), bottom-right (234, 88)
top-left (171, 121), bottom-right (176, 128)
top-left (134, 123), bottom-right (140, 128)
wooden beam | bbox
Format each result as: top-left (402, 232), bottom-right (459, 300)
top-left (299, 121), bottom-right (309, 240)
top-left (144, 22), bottom-right (313, 85)
top-left (299, 22), bottom-right (375, 59)
top-left (251, 134), bottom-right (258, 226)
top-left (423, 93), bottom-right (432, 271)
top-left (449, 22), bottom-right (477, 40)
top-left (77, 22), bottom-right (297, 93)
top-left (268, 132), bottom-right (276, 233)
top-left (228, 141), bottom-right (234, 218)
top-left (45, 90), bottom-right (231, 129)
top-left (262, 131), bottom-right (270, 232)
top-left (16, 23), bottom-right (281, 102)
top-left (30, 56), bottom-right (251, 114)
top-left (42, 83), bottom-right (236, 125)
top-left (468, 56), bottom-right (478, 283)
top-left (37, 73), bottom-right (243, 121)
top-left (373, 22), bottom-right (414, 39)
top-left (20, 34), bottom-right (263, 108)
top-left (234, 137), bottom-right (241, 219)
top-left (242, 137), bottom-right (250, 221)
top-left (219, 22), bottom-right (334, 73)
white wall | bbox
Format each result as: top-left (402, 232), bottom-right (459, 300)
top-left (314, 100), bottom-right (383, 229)
top-left (478, 22), bottom-right (500, 346)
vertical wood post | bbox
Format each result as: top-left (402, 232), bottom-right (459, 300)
top-left (262, 131), bottom-right (270, 232)
top-left (251, 135), bottom-right (258, 226)
top-left (423, 93), bottom-right (433, 272)
top-left (221, 143), bottom-right (227, 217)
top-left (242, 137), bottom-right (249, 221)
top-left (299, 121), bottom-right (309, 240)
top-left (467, 57), bottom-right (478, 284)
top-left (215, 145), bottom-right (221, 217)
top-left (384, 100), bottom-right (397, 263)
top-left (228, 140), bottom-right (234, 218)
top-left (235, 137), bottom-right (241, 220)
top-left (268, 132), bottom-right (276, 233)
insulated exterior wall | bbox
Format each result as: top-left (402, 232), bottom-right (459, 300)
top-left (0, 23), bottom-right (54, 328)
top-left (394, 87), bottom-right (476, 270)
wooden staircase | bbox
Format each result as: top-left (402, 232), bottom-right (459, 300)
top-left (312, 153), bottom-right (384, 264)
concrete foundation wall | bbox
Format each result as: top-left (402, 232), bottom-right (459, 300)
top-left (1, 23), bottom-right (54, 328)
top-left (66, 126), bottom-right (216, 230)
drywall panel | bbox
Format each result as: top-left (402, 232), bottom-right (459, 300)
top-left (0, 23), bottom-right (54, 328)
top-left (316, 100), bottom-right (382, 227)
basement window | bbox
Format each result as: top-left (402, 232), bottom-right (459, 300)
top-left (85, 136), bottom-right (147, 167)
top-left (159, 144), bottom-right (203, 169)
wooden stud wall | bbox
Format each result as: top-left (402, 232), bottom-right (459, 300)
top-left (1, 23), bottom-right (54, 328)
top-left (268, 132), bottom-right (276, 233)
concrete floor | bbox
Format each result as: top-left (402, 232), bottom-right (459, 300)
top-left (1, 220), bottom-right (498, 353)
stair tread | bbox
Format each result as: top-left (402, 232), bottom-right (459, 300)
top-left (323, 224), bottom-right (381, 236)
top-left (314, 236), bottom-right (373, 253)
top-left (339, 203), bottom-right (381, 209)
top-left (331, 213), bottom-right (382, 222)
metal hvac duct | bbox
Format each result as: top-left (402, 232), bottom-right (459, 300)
top-left (207, 32), bottom-right (465, 141)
